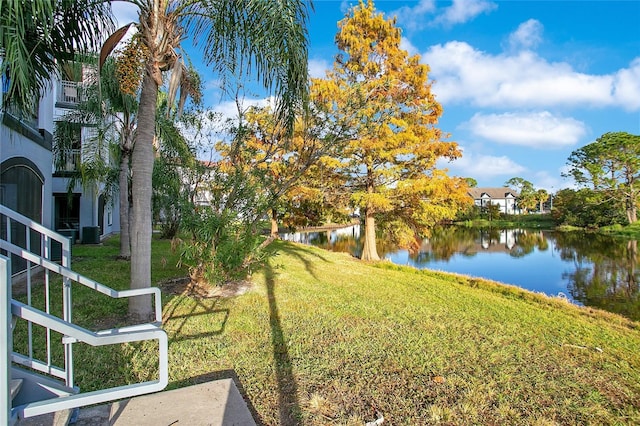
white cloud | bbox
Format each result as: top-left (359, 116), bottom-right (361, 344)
top-left (612, 58), bottom-right (640, 110)
top-left (340, 0), bottom-right (353, 15)
top-left (309, 58), bottom-right (330, 79)
top-left (466, 112), bottom-right (587, 148)
top-left (203, 79), bottom-right (223, 92)
top-left (391, 0), bottom-right (436, 30)
top-left (400, 38), bottom-right (419, 56)
top-left (422, 41), bottom-right (640, 111)
top-left (434, 0), bottom-right (498, 27)
top-left (507, 19), bottom-right (543, 51)
top-left (392, 0), bottom-right (495, 30)
top-left (111, 2), bottom-right (139, 27)
top-left (211, 97), bottom-right (274, 123)
top-left (532, 170), bottom-right (575, 192)
top-left (446, 149), bottom-right (526, 178)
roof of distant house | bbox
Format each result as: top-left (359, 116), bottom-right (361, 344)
top-left (468, 187), bottom-right (519, 199)
top-left (199, 160), bottom-right (217, 168)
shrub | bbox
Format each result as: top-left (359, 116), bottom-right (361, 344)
top-left (177, 207), bottom-right (268, 285)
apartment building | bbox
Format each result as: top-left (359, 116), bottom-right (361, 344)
top-left (1, 61), bottom-right (120, 262)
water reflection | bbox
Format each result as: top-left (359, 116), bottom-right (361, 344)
top-left (554, 233), bottom-right (638, 320)
top-left (281, 225), bottom-right (364, 258)
top-left (281, 225), bottom-right (640, 321)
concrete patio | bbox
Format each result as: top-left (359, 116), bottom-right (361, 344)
top-left (17, 378), bottom-right (257, 426)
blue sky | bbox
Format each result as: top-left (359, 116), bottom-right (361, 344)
top-left (113, 0), bottom-right (640, 191)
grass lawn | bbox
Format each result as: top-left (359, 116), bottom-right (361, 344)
top-left (16, 235), bottom-right (640, 425)
top-left (458, 214), bottom-right (556, 229)
top-left (599, 222), bottom-right (640, 239)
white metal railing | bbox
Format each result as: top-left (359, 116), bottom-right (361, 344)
top-left (57, 80), bottom-right (82, 104)
top-left (1, 255), bottom-right (11, 426)
top-left (54, 148), bottom-right (81, 173)
top-left (1, 204), bottom-right (167, 421)
top-left (0, 204), bottom-right (73, 386)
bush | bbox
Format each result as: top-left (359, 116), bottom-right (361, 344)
top-left (552, 188), bottom-right (626, 228)
top-left (177, 207), bottom-right (268, 285)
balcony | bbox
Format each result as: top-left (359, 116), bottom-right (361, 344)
top-left (54, 148), bottom-right (81, 174)
top-left (3, 103), bottom-right (38, 130)
top-left (57, 81), bottom-right (83, 106)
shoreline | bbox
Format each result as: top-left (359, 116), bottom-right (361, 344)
top-left (280, 220), bottom-right (360, 233)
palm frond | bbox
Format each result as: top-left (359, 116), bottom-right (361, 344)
top-left (182, 0), bottom-right (311, 133)
top-left (0, 0), bottom-right (115, 112)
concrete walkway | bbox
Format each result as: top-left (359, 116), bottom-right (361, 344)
top-left (17, 379), bottom-right (257, 426)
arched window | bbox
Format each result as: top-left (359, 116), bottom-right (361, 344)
top-left (1, 157), bottom-right (44, 272)
top-left (0, 157), bottom-right (44, 222)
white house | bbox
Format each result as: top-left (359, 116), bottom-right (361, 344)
top-left (2, 70), bottom-right (57, 278)
top-left (468, 187), bottom-right (520, 215)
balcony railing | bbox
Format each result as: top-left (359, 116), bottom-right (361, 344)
top-left (54, 149), bottom-right (81, 173)
top-left (3, 104), bottom-right (38, 130)
top-left (57, 81), bottom-right (82, 105)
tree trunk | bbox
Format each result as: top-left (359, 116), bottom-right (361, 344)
top-left (626, 201), bottom-right (637, 224)
top-left (361, 209), bottom-right (379, 261)
top-left (626, 240), bottom-right (637, 293)
top-left (129, 70), bottom-right (158, 321)
top-left (118, 149), bottom-right (131, 259)
top-left (270, 209), bottom-right (279, 238)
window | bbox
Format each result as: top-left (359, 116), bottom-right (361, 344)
top-left (54, 194), bottom-right (80, 232)
top-left (0, 158), bottom-right (44, 273)
top-left (0, 159), bottom-right (43, 223)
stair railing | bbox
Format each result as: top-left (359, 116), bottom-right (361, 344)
top-left (1, 205), bottom-right (168, 421)
top-left (1, 255), bottom-right (12, 425)
top-left (0, 204), bottom-right (74, 386)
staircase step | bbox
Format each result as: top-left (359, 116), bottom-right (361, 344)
top-left (11, 379), bottom-right (23, 401)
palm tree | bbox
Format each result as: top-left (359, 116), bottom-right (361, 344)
top-left (100, 0), bottom-right (312, 320)
top-left (0, 1), bottom-right (114, 113)
top-left (536, 189), bottom-right (549, 213)
top-left (54, 57), bottom-right (138, 259)
top-left (56, 50), bottom-right (200, 260)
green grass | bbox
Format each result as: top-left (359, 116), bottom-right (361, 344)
top-left (14, 235), bottom-right (640, 425)
top-left (459, 214), bottom-right (556, 229)
top-left (599, 222), bottom-right (640, 239)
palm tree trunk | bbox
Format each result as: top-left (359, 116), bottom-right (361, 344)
top-left (129, 70), bottom-right (158, 321)
top-left (118, 150), bottom-right (131, 259)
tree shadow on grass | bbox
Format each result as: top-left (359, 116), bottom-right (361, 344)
top-left (263, 257), bottom-right (302, 425)
top-left (268, 240), bottom-right (330, 281)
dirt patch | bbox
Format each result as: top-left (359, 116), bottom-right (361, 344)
top-left (159, 277), bottom-right (254, 299)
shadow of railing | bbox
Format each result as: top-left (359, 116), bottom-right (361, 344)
top-left (162, 295), bottom-right (229, 343)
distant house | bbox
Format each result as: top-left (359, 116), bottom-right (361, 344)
top-left (468, 187), bottom-right (520, 215)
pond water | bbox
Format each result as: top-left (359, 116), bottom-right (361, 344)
top-left (281, 225), bottom-right (640, 321)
